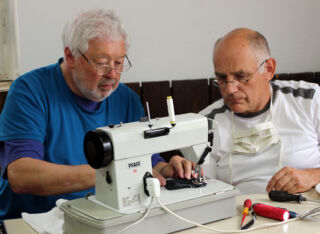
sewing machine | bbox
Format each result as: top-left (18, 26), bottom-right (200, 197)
top-left (61, 113), bottom-right (239, 234)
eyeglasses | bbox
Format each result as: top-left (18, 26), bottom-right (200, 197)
top-left (78, 50), bottom-right (132, 75)
top-left (211, 59), bottom-right (268, 87)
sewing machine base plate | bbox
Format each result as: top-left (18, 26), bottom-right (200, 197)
top-left (61, 179), bottom-right (239, 234)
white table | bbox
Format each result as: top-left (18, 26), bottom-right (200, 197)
top-left (174, 189), bottom-right (320, 234)
top-left (3, 189), bottom-right (320, 234)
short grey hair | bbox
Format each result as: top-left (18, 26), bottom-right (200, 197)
top-left (62, 9), bottom-right (128, 56)
top-left (246, 31), bottom-right (270, 66)
top-left (214, 30), bottom-right (270, 68)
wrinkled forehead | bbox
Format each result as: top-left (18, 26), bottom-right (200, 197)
top-left (86, 36), bottom-right (126, 60)
top-left (213, 41), bottom-right (258, 74)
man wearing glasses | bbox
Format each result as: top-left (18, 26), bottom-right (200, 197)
top-left (0, 9), bottom-right (194, 221)
top-left (200, 28), bottom-right (320, 194)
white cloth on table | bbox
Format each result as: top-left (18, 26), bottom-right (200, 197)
top-left (21, 199), bottom-right (67, 234)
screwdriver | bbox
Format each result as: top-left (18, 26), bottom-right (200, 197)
top-left (240, 199), bottom-right (252, 227)
top-left (268, 190), bottom-right (320, 203)
top-left (253, 203), bottom-right (290, 221)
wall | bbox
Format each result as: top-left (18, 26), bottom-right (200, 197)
top-left (17, 0), bottom-right (320, 82)
top-left (0, 0), bottom-right (20, 80)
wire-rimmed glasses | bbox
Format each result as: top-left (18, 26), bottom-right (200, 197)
top-left (78, 50), bottom-right (132, 75)
top-left (211, 59), bottom-right (268, 87)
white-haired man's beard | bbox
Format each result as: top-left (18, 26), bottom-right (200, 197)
top-left (73, 73), bottom-right (116, 102)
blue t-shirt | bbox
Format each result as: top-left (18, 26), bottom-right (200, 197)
top-left (0, 58), bottom-right (164, 221)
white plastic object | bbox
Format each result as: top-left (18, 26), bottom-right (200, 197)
top-left (146, 178), bottom-right (160, 197)
top-left (166, 96), bottom-right (176, 125)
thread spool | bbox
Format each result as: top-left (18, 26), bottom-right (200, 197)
top-left (166, 96), bottom-right (176, 126)
top-left (253, 203), bottom-right (289, 221)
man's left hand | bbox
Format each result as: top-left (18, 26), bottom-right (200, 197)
top-left (152, 155), bottom-right (203, 186)
top-left (266, 167), bottom-right (320, 194)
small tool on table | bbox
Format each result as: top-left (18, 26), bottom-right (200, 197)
top-left (253, 203), bottom-right (290, 221)
top-left (241, 211), bottom-right (256, 230)
top-left (269, 190), bottom-right (320, 204)
top-left (240, 199), bottom-right (252, 229)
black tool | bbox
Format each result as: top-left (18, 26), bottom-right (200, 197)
top-left (269, 190), bottom-right (320, 204)
top-left (165, 178), bottom-right (206, 190)
top-left (268, 190), bottom-right (306, 203)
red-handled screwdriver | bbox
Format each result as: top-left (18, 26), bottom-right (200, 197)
top-left (241, 199), bottom-right (252, 227)
top-left (253, 203), bottom-right (290, 221)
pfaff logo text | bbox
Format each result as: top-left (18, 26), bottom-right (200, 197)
top-left (128, 161), bottom-right (141, 168)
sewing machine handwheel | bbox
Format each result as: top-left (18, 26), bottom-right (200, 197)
top-left (84, 129), bottom-right (114, 169)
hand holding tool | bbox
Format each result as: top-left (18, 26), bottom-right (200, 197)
top-left (240, 199), bottom-right (252, 227)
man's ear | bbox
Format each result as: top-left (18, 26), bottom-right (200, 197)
top-left (265, 58), bottom-right (276, 81)
top-left (64, 47), bottom-right (76, 68)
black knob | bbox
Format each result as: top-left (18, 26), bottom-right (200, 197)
top-left (84, 129), bottom-right (114, 169)
top-left (106, 171), bottom-right (112, 184)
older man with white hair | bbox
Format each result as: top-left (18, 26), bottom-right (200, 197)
top-left (0, 9), bottom-right (194, 221)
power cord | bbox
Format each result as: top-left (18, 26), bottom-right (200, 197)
top-left (116, 178), bottom-right (320, 233)
top-left (115, 178), bottom-right (160, 234)
top-left (155, 196), bottom-right (320, 233)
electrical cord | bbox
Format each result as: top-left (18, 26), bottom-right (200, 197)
top-left (115, 196), bottom-right (155, 234)
top-left (115, 177), bottom-right (160, 234)
top-left (155, 197), bottom-right (320, 233)
top-left (298, 206), bottom-right (320, 219)
top-left (116, 177), bottom-right (320, 233)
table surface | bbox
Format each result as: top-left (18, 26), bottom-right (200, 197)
top-left (4, 190), bottom-right (320, 234)
top-left (174, 189), bottom-right (320, 234)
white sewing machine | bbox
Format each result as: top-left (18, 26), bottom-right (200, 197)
top-left (61, 113), bottom-right (239, 234)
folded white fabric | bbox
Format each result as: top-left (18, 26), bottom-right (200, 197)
top-left (21, 199), bottom-right (68, 234)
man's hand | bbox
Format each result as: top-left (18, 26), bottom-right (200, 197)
top-left (152, 155), bottom-right (203, 186)
top-left (266, 167), bottom-right (320, 194)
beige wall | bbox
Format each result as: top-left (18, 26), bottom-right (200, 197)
top-left (17, 0), bottom-right (320, 82)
